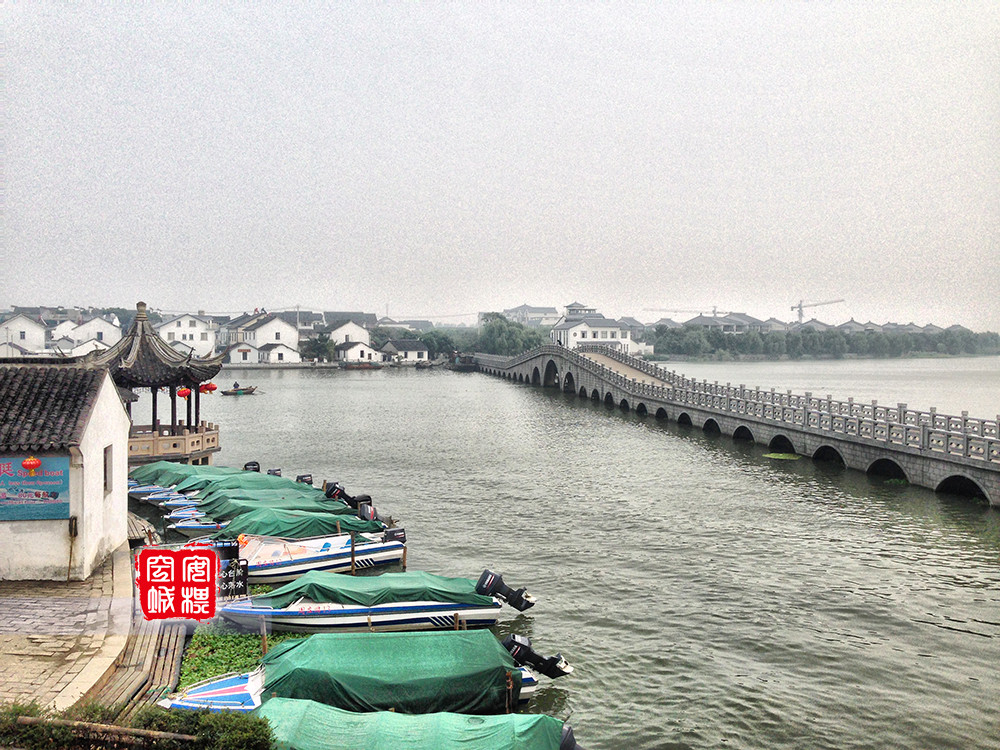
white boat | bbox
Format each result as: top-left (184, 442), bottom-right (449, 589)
top-left (240, 532), bottom-right (405, 584)
top-left (218, 569), bottom-right (534, 633)
top-left (168, 518), bottom-right (230, 537)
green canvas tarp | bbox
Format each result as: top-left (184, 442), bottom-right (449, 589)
top-left (260, 631), bottom-right (522, 715)
top-left (252, 570), bottom-right (496, 610)
top-left (196, 495), bottom-right (352, 519)
top-left (174, 471), bottom-right (309, 494)
top-left (193, 492), bottom-right (354, 521)
top-left (256, 698), bottom-right (565, 750)
top-left (129, 461), bottom-right (242, 486)
top-left (211, 508), bottom-right (384, 539)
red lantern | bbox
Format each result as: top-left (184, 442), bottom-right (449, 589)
top-left (177, 387), bottom-right (192, 399)
top-left (22, 456), bottom-right (42, 477)
top-left (199, 384), bottom-right (210, 394)
top-left (206, 382), bottom-right (217, 392)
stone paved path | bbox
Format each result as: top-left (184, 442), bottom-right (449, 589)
top-left (0, 545), bottom-right (131, 709)
top-left (580, 351), bottom-right (671, 385)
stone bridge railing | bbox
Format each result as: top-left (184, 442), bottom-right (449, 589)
top-left (475, 346), bottom-right (1000, 466)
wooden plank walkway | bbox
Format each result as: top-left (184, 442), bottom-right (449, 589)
top-left (127, 512), bottom-right (162, 546)
top-left (78, 581), bottom-right (185, 719)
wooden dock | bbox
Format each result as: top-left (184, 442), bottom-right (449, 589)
top-left (127, 512), bottom-right (161, 547)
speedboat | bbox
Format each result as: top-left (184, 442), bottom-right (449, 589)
top-left (219, 569), bottom-right (534, 633)
top-left (239, 531), bottom-right (405, 584)
top-left (158, 630), bottom-right (571, 714)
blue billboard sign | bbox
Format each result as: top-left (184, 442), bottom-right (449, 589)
top-left (0, 456), bottom-right (71, 521)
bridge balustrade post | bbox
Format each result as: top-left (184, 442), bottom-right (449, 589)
top-left (897, 403), bottom-right (906, 425)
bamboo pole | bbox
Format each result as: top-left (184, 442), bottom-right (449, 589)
top-left (350, 534), bottom-right (356, 574)
top-left (260, 615), bottom-right (268, 655)
top-left (401, 546), bottom-right (407, 571)
top-left (16, 716), bottom-right (198, 742)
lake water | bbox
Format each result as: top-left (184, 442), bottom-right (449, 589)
top-left (166, 358), bottom-right (1000, 749)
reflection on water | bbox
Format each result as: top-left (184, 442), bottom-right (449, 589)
top-left (140, 364), bottom-right (999, 749)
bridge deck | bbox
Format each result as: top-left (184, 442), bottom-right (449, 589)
top-left (579, 352), bottom-right (670, 385)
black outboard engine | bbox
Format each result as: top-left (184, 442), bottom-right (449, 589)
top-left (357, 502), bottom-right (385, 525)
top-left (267, 468), bottom-right (281, 477)
top-left (295, 474), bottom-right (313, 485)
top-left (243, 461), bottom-right (260, 472)
top-left (501, 634), bottom-right (573, 679)
top-left (560, 725), bottom-right (583, 750)
top-left (475, 570), bottom-right (535, 611)
top-left (324, 482), bottom-right (343, 499)
top-left (383, 528), bottom-right (406, 544)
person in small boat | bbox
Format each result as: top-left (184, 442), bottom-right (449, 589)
top-left (233, 381), bottom-right (240, 388)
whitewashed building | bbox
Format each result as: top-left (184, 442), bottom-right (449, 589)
top-left (550, 317), bottom-right (635, 354)
top-left (225, 341), bottom-right (260, 365)
top-left (0, 363), bottom-right (130, 580)
top-left (73, 316), bottom-right (122, 347)
top-left (258, 343), bottom-right (301, 364)
top-left (501, 305), bottom-right (561, 327)
top-left (156, 314), bottom-right (218, 357)
top-left (335, 341), bottom-right (381, 363)
top-left (0, 314), bottom-right (47, 354)
top-left (324, 320), bottom-right (371, 348)
top-left (381, 339), bottom-right (429, 364)
top-left (245, 315), bottom-right (299, 352)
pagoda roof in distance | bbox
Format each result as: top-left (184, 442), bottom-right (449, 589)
top-left (86, 302), bottom-right (226, 388)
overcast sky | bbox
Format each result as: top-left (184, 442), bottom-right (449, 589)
top-left (5, 3), bottom-right (999, 329)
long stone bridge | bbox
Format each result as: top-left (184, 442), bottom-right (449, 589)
top-left (475, 345), bottom-right (1000, 507)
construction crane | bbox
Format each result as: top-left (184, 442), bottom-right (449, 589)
top-left (642, 307), bottom-right (729, 318)
top-left (791, 299), bottom-right (844, 324)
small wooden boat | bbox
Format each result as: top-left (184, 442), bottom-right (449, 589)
top-left (221, 385), bottom-right (257, 396)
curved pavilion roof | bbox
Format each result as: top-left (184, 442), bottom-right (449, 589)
top-left (86, 302), bottom-right (226, 388)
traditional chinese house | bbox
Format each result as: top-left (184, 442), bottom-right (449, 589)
top-left (0, 362), bottom-right (130, 580)
top-left (86, 302), bottom-right (227, 466)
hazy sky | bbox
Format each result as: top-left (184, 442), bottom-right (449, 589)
top-left (5, 3), bottom-right (999, 329)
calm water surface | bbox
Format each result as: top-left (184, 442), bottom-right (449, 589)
top-left (190, 361), bottom-right (999, 750)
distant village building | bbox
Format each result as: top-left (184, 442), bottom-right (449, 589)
top-left (323, 311), bottom-right (378, 330)
top-left (501, 305), bottom-right (561, 327)
top-left (0, 313), bottom-right (47, 354)
top-left (381, 339), bottom-right (429, 364)
top-left (335, 341), bottom-right (381, 364)
top-left (323, 320), bottom-right (372, 348)
top-left (226, 341), bottom-right (260, 364)
top-left (155, 313), bottom-right (218, 357)
top-left (549, 303), bottom-right (636, 354)
top-left (258, 343), bottom-right (301, 364)
top-left (0, 362), bottom-right (130, 580)
top-left (217, 312), bottom-right (299, 354)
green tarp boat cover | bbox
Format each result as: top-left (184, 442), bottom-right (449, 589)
top-left (129, 461), bottom-right (242, 486)
top-left (174, 471), bottom-right (309, 494)
top-left (211, 508), bottom-right (384, 539)
top-left (256, 698), bottom-right (564, 750)
top-left (194, 492), bottom-right (354, 520)
top-left (252, 570), bottom-right (497, 610)
top-left (260, 631), bottom-right (522, 714)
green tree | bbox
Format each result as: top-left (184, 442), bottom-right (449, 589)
top-left (419, 330), bottom-right (457, 359)
top-left (300, 333), bottom-right (332, 361)
top-left (475, 316), bottom-right (545, 355)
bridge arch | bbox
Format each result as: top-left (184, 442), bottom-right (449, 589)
top-left (619, 398), bottom-right (630, 412)
top-left (867, 458), bottom-right (908, 481)
top-left (543, 360), bottom-right (559, 388)
top-left (591, 389), bottom-right (601, 401)
top-left (703, 418), bottom-right (721, 436)
top-left (531, 367), bottom-right (541, 386)
top-left (563, 371), bottom-right (576, 394)
top-left (813, 445), bottom-right (846, 466)
top-left (768, 434), bottom-right (796, 453)
top-left (635, 403), bottom-right (648, 417)
top-left (935, 475), bottom-right (988, 503)
top-left (733, 425), bottom-right (755, 443)
top-left (604, 392), bottom-right (615, 408)
top-left (655, 407), bottom-right (668, 420)
top-left (677, 412), bottom-right (693, 426)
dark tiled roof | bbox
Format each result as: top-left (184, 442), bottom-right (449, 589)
top-left (383, 339), bottom-right (429, 351)
top-left (323, 312), bottom-right (378, 329)
top-left (87, 302), bottom-right (226, 388)
top-left (0, 364), bottom-right (106, 451)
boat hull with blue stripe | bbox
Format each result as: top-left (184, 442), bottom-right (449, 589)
top-left (242, 533), bottom-right (405, 584)
top-left (220, 598), bottom-right (502, 633)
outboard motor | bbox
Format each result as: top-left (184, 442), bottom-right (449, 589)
top-left (324, 482), bottom-right (343, 499)
top-left (326, 482), bottom-right (371, 510)
top-left (383, 528), bottom-right (406, 544)
top-left (475, 570), bottom-right (535, 611)
top-left (501, 634), bottom-right (573, 679)
top-left (560, 725), bottom-right (583, 750)
top-left (357, 502), bottom-right (385, 525)
top-left (295, 474), bottom-right (313, 485)
top-left (243, 461), bottom-right (260, 472)
top-left (266, 468), bottom-right (281, 477)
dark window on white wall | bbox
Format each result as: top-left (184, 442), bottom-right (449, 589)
top-left (104, 445), bottom-right (113, 494)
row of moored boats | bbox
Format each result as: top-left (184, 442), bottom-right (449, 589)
top-left (127, 461), bottom-right (582, 750)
